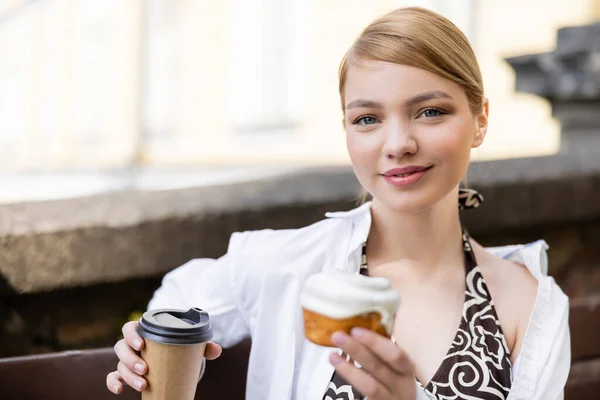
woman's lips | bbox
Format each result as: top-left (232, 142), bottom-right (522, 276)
top-left (381, 166), bottom-right (432, 187)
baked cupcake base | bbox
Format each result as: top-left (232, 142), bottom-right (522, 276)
top-left (303, 308), bottom-right (389, 347)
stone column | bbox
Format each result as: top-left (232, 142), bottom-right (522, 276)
top-left (505, 21), bottom-right (600, 155)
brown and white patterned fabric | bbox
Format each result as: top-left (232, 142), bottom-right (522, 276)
top-left (416, 231), bottom-right (512, 399)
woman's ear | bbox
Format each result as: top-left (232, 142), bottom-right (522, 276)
top-left (472, 98), bottom-right (489, 148)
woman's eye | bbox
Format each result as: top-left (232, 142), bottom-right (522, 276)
top-left (354, 116), bottom-right (378, 125)
top-left (420, 108), bottom-right (445, 118)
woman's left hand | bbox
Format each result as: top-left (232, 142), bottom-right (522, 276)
top-left (330, 328), bottom-right (416, 400)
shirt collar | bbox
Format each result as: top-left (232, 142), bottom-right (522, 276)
top-left (325, 201), bottom-right (372, 257)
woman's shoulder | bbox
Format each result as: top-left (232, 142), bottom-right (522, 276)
top-left (474, 240), bottom-right (540, 297)
top-left (473, 239), bottom-right (551, 300)
top-left (471, 239), bottom-right (568, 364)
top-left (478, 244), bottom-right (538, 347)
top-left (473, 237), bottom-right (547, 282)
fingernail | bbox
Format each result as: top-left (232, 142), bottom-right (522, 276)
top-left (112, 385), bottom-right (120, 394)
top-left (330, 352), bottom-right (342, 365)
top-left (331, 332), bottom-right (346, 347)
top-left (351, 327), bottom-right (367, 338)
top-left (134, 363), bottom-right (145, 373)
top-left (133, 379), bottom-right (143, 390)
top-left (132, 339), bottom-right (142, 350)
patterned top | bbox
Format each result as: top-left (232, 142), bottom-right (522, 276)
top-left (322, 230), bottom-right (512, 400)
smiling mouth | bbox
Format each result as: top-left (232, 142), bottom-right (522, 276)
top-left (381, 166), bottom-right (433, 177)
top-left (379, 166), bottom-right (433, 187)
top-left (387, 172), bottom-right (420, 178)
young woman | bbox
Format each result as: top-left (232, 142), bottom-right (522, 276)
top-left (107, 7), bottom-right (570, 400)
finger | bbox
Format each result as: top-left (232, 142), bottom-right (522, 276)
top-left (122, 321), bottom-right (145, 351)
top-left (205, 342), bottom-right (222, 360)
top-left (330, 352), bottom-right (392, 399)
top-left (117, 361), bottom-right (146, 392)
top-left (106, 371), bottom-right (124, 394)
top-left (332, 331), bottom-right (398, 392)
top-left (350, 327), bottom-right (413, 374)
top-left (114, 339), bottom-right (147, 375)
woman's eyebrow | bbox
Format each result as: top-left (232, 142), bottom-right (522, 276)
top-left (345, 91), bottom-right (453, 111)
top-left (405, 90), bottom-right (454, 106)
top-left (345, 99), bottom-right (383, 110)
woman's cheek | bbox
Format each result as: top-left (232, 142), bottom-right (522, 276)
top-left (347, 136), bottom-right (376, 183)
top-left (348, 147), bottom-right (370, 178)
top-left (347, 133), bottom-right (371, 161)
top-left (430, 123), bottom-right (473, 159)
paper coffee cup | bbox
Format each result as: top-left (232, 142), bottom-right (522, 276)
top-left (136, 308), bottom-right (213, 400)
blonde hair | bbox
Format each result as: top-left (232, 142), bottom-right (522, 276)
top-left (340, 7), bottom-right (484, 204)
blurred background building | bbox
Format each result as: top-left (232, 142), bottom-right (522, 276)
top-left (1, 0), bottom-right (599, 180)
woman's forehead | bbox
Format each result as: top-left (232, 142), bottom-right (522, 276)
top-left (344, 62), bottom-right (466, 107)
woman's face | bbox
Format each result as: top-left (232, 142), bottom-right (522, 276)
top-left (344, 61), bottom-right (488, 213)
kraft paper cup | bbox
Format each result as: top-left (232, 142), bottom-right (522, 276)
top-left (137, 308), bottom-right (213, 400)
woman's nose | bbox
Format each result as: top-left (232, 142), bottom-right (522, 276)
top-left (381, 123), bottom-right (418, 159)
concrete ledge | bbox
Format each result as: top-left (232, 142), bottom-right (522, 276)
top-left (462, 152), bottom-right (600, 233)
top-left (0, 166), bottom-right (360, 293)
top-left (1, 153), bottom-right (600, 294)
top-left (0, 166), bottom-right (358, 235)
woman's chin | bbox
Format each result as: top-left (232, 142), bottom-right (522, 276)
top-left (371, 194), bottom-right (436, 215)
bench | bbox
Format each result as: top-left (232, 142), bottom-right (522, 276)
top-left (0, 340), bottom-right (251, 399)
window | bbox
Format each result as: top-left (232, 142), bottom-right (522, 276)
top-left (141, 0), bottom-right (179, 140)
top-left (227, 0), bottom-right (312, 133)
top-left (0, 3), bottom-right (32, 168)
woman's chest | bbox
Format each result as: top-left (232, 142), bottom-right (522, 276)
top-left (392, 288), bottom-right (465, 385)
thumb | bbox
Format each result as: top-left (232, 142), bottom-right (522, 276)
top-left (205, 341), bottom-right (222, 360)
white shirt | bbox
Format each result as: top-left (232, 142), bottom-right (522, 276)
top-left (148, 202), bottom-right (570, 400)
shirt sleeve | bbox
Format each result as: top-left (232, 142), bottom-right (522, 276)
top-left (147, 250), bottom-right (251, 349)
top-left (534, 281), bottom-right (570, 399)
top-left (488, 241), bottom-right (571, 400)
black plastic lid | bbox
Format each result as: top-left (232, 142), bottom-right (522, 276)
top-left (137, 308), bottom-right (213, 345)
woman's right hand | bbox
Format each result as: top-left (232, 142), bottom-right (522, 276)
top-left (106, 320), bottom-right (223, 395)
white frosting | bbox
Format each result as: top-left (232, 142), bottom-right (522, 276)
top-left (300, 270), bottom-right (401, 334)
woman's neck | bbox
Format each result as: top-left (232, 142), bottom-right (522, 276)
top-left (367, 190), bottom-right (464, 276)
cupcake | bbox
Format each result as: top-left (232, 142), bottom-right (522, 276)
top-left (300, 270), bottom-right (401, 347)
